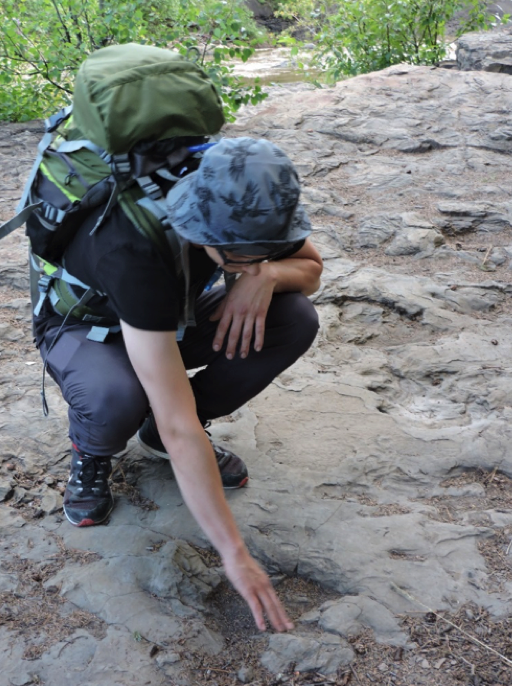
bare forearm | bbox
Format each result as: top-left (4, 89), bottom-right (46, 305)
top-left (121, 321), bottom-right (293, 631)
top-left (264, 257), bottom-right (322, 296)
top-left (162, 426), bottom-right (247, 559)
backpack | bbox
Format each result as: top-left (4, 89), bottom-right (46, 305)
top-left (0, 43), bottom-right (225, 342)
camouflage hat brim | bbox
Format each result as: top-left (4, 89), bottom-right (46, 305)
top-left (165, 137), bottom-right (311, 247)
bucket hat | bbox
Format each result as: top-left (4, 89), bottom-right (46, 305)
top-left (166, 137), bottom-right (311, 251)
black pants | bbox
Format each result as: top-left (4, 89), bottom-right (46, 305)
top-left (38, 286), bottom-right (319, 457)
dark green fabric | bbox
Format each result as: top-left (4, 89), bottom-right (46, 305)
top-left (40, 144), bottom-right (111, 204)
top-left (72, 43), bottom-right (225, 154)
top-left (25, 43), bottom-right (224, 323)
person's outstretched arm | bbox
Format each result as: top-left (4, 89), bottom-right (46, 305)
top-left (121, 321), bottom-right (294, 633)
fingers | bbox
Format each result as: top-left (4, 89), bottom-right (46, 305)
top-left (246, 593), bottom-right (267, 632)
top-left (238, 314), bottom-right (256, 359)
top-left (253, 314), bottom-right (266, 353)
top-left (213, 310), bottom-right (258, 360)
top-left (212, 309), bottom-right (232, 353)
top-left (225, 315), bottom-right (244, 359)
top-left (259, 585), bottom-right (295, 633)
top-left (223, 552), bottom-right (294, 633)
top-left (210, 272), bottom-right (272, 358)
top-left (242, 582), bottom-right (294, 633)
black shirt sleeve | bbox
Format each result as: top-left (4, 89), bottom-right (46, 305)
top-left (64, 204), bottom-right (183, 331)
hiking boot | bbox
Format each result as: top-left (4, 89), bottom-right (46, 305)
top-left (63, 444), bottom-right (114, 527)
top-left (137, 414), bottom-right (249, 489)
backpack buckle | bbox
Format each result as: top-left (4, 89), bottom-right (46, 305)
top-left (38, 273), bottom-right (53, 294)
top-left (33, 273), bottom-right (54, 316)
top-left (137, 176), bottom-right (163, 201)
top-left (111, 154), bottom-right (132, 180)
top-left (42, 202), bottom-right (66, 225)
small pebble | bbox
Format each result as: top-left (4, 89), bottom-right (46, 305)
top-left (435, 658), bottom-right (447, 669)
top-left (378, 662), bottom-right (388, 672)
top-left (421, 659), bottom-right (430, 669)
top-left (237, 665), bottom-right (255, 683)
top-left (6, 464), bottom-right (15, 471)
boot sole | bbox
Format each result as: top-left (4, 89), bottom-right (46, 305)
top-left (63, 500), bottom-right (114, 527)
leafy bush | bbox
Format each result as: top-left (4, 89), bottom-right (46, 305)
top-left (171, 1), bottom-right (268, 119)
top-left (274, 0), bottom-right (316, 22)
top-left (275, 0), bottom-right (509, 80)
top-left (0, 0), bottom-right (267, 122)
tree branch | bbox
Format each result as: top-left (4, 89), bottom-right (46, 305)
top-left (50, 0), bottom-right (73, 44)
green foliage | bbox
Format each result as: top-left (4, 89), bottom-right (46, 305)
top-left (274, 0), bottom-right (316, 22)
top-left (0, 0), bottom-right (267, 122)
top-left (168, 0), bottom-right (268, 120)
top-left (4, 0), bottom-right (504, 122)
top-left (273, 0), bottom-right (509, 81)
top-left (310, 0), bottom-right (509, 80)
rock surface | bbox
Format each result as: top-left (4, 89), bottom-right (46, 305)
top-left (1, 43), bottom-right (512, 686)
top-left (457, 23), bottom-right (512, 73)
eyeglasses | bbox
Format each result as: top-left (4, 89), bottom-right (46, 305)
top-left (215, 241), bottom-right (305, 266)
top-left (217, 249), bottom-right (270, 266)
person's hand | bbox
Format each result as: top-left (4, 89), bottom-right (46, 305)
top-left (210, 269), bottom-right (275, 359)
top-left (222, 546), bottom-right (294, 632)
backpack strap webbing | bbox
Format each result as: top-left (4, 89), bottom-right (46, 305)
top-left (0, 128), bottom-right (57, 241)
top-left (0, 202), bottom-right (45, 241)
top-left (0, 107), bottom-right (89, 242)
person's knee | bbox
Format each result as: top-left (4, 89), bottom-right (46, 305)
top-left (70, 377), bottom-right (148, 454)
top-left (272, 292), bottom-right (319, 353)
top-left (294, 294), bottom-right (319, 353)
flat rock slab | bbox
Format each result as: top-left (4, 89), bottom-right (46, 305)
top-left (1, 57), bottom-right (512, 684)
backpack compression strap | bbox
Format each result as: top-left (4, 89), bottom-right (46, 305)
top-left (0, 106), bottom-right (75, 241)
top-left (31, 251), bottom-right (120, 343)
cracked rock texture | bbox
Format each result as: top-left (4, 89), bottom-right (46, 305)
top-left (1, 42), bottom-right (512, 684)
top-left (457, 23), bottom-right (512, 73)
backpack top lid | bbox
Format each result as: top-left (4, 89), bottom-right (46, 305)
top-left (72, 43), bottom-right (225, 155)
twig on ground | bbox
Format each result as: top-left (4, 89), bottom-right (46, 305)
top-left (193, 667), bottom-right (233, 674)
top-left (111, 461), bottom-right (126, 480)
top-left (57, 634), bottom-right (87, 657)
top-left (390, 582), bottom-right (512, 668)
top-left (484, 466), bottom-right (498, 484)
top-left (481, 246), bottom-right (492, 267)
top-left (459, 655), bottom-right (476, 675)
top-left (350, 665), bottom-right (362, 685)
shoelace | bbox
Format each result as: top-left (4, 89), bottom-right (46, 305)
top-left (76, 457), bottom-right (109, 496)
top-left (211, 445), bottom-right (234, 470)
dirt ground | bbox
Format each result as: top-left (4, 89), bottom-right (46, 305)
top-left (1, 225), bottom-right (511, 684)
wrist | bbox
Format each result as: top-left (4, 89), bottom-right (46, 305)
top-left (220, 539), bottom-right (249, 564)
top-left (260, 260), bottom-right (279, 288)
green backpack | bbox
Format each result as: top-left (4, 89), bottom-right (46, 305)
top-left (0, 43), bottom-right (225, 341)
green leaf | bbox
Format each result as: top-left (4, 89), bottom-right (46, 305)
top-left (241, 47), bottom-right (253, 62)
top-left (0, 0), bottom-right (266, 122)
